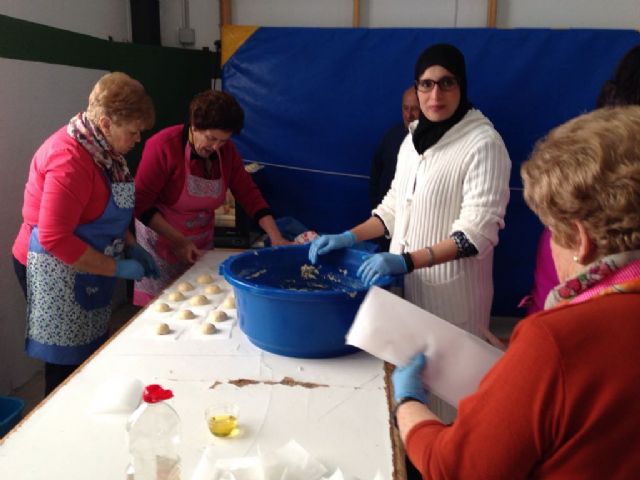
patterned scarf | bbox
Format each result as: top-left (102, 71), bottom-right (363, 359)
top-left (67, 112), bottom-right (133, 183)
top-left (545, 250), bottom-right (640, 309)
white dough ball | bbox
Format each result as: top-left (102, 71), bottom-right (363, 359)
top-left (200, 322), bottom-right (217, 335)
top-left (190, 294), bottom-right (209, 306)
top-left (205, 284), bottom-right (222, 294)
top-left (208, 310), bottom-right (228, 323)
top-left (154, 302), bottom-right (171, 312)
top-left (154, 323), bottom-right (170, 335)
top-left (178, 309), bottom-right (196, 320)
top-left (197, 273), bottom-right (214, 284)
top-left (221, 296), bottom-right (236, 309)
top-left (167, 291), bottom-right (185, 302)
top-left (178, 282), bottom-right (195, 292)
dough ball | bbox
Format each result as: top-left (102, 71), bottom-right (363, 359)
top-left (167, 291), bottom-right (185, 302)
top-left (178, 309), bottom-right (196, 320)
top-left (200, 322), bottom-right (217, 335)
top-left (154, 302), bottom-right (171, 313)
top-left (178, 282), bottom-right (195, 292)
top-left (190, 294), bottom-right (209, 306)
top-left (154, 323), bottom-right (170, 335)
top-left (208, 310), bottom-right (228, 323)
top-left (205, 284), bottom-right (222, 295)
top-left (221, 296), bottom-right (236, 309)
top-left (197, 273), bottom-right (214, 284)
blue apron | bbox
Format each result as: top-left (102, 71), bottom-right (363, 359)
top-left (25, 180), bottom-right (134, 365)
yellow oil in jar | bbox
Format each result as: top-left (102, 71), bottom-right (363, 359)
top-left (208, 414), bottom-right (238, 437)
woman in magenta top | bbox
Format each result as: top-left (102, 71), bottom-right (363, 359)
top-left (133, 90), bottom-right (288, 306)
top-left (12, 72), bottom-right (158, 394)
top-left (527, 44), bottom-right (640, 314)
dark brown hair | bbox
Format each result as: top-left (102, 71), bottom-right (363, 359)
top-left (189, 90), bottom-right (244, 133)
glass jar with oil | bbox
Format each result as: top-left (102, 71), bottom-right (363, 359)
top-left (205, 403), bottom-right (239, 437)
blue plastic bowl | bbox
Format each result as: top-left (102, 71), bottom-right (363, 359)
top-left (219, 244), bottom-right (393, 358)
top-left (0, 396), bottom-right (26, 437)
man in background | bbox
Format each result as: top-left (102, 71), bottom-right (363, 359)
top-left (369, 86), bottom-right (419, 250)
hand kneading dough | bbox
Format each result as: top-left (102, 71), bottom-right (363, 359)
top-left (205, 284), bottom-right (222, 294)
top-left (178, 309), bottom-right (196, 320)
top-left (168, 291), bottom-right (186, 302)
top-left (221, 296), bottom-right (236, 309)
top-left (178, 281), bottom-right (195, 292)
top-left (189, 294), bottom-right (209, 306)
top-left (200, 322), bottom-right (217, 334)
top-left (197, 273), bottom-right (214, 284)
top-left (155, 323), bottom-right (170, 335)
top-left (209, 310), bottom-right (228, 322)
top-left (155, 302), bottom-right (171, 312)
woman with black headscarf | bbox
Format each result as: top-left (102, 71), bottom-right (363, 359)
top-left (309, 43), bottom-right (511, 420)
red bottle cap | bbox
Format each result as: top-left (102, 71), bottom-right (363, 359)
top-left (142, 384), bottom-right (174, 403)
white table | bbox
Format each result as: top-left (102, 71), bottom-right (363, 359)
top-left (0, 250), bottom-right (402, 479)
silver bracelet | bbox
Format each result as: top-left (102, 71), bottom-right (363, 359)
top-left (425, 246), bottom-right (435, 267)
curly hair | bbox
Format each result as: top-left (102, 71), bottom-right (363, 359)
top-left (522, 106), bottom-right (640, 256)
top-left (86, 72), bottom-right (154, 128)
top-left (189, 90), bottom-right (244, 133)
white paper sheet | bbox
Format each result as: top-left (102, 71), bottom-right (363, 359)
top-left (346, 287), bottom-right (504, 407)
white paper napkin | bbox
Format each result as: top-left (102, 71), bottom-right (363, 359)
top-left (191, 439), bottom-right (328, 480)
top-left (346, 287), bottom-right (504, 407)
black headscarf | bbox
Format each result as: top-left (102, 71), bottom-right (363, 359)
top-left (412, 43), bottom-right (473, 155)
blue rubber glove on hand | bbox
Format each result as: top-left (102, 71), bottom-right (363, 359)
top-left (391, 352), bottom-right (428, 404)
top-left (126, 243), bottom-right (159, 279)
top-left (308, 231), bottom-right (356, 264)
top-left (357, 252), bottom-right (408, 286)
top-left (114, 259), bottom-right (145, 281)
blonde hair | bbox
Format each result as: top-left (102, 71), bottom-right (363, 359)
top-left (86, 72), bottom-right (154, 128)
top-left (522, 106), bottom-right (640, 256)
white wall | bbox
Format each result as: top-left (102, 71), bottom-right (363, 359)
top-left (0, 0), bottom-right (130, 41)
top-left (157, 0), bottom-right (640, 50)
top-left (0, 59), bottom-right (108, 394)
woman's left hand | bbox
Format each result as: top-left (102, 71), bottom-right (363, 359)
top-left (357, 252), bottom-right (408, 286)
top-left (392, 352), bottom-right (428, 404)
top-left (126, 244), bottom-right (160, 278)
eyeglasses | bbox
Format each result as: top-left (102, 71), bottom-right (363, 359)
top-left (415, 76), bottom-right (458, 93)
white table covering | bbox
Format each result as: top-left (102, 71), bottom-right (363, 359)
top-left (0, 250), bottom-right (395, 480)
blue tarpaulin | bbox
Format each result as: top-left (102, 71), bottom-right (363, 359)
top-left (223, 27), bottom-right (640, 316)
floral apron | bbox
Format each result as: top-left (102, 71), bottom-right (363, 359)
top-left (25, 179), bottom-right (134, 365)
top-left (134, 143), bottom-right (225, 306)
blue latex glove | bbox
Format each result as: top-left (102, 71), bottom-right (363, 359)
top-left (357, 252), bottom-right (407, 286)
top-left (308, 231), bottom-right (356, 264)
top-left (126, 243), bottom-right (159, 279)
top-left (391, 352), bottom-right (428, 404)
top-left (114, 258), bottom-right (145, 281)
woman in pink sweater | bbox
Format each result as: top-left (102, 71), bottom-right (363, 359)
top-left (133, 90), bottom-right (289, 306)
top-left (12, 72), bottom-right (158, 394)
top-left (392, 107), bottom-right (640, 479)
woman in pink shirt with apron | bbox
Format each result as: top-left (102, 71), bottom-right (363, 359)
top-left (134, 90), bottom-right (288, 306)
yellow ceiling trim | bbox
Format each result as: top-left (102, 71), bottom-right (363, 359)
top-left (221, 25), bottom-right (259, 66)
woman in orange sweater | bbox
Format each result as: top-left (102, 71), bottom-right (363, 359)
top-left (392, 106), bottom-right (640, 479)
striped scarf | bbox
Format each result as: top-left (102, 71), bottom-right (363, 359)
top-left (67, 112), bottom-right (133, 183)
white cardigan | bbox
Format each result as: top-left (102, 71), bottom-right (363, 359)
top-left (373, 109), bottom-right (511, 335)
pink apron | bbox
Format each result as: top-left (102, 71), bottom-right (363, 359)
top-left (134, 143), bottom-right (225, 306)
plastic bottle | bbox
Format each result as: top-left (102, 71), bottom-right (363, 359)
top-left (126, 384), bottom-right (181, 480)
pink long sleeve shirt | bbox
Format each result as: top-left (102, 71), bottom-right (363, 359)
top-left (12, 127), bottom-right (110, 265)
